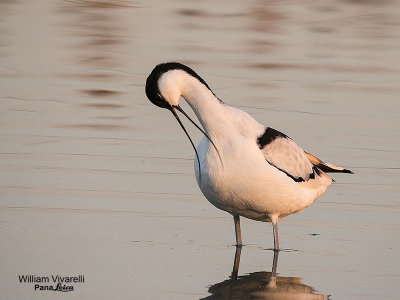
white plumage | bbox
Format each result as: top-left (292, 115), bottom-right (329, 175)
top-left (146, 62), bottom-right (352, 250)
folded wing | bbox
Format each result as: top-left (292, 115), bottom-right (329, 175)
top-left (257, 127), bottom-right (314, 182)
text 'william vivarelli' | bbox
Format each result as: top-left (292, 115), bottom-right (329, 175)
top-left (18, 275), bottom-right (85, 292)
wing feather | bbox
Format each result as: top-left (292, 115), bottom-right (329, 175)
top-left (304, 152), bottom-right (353, 174)
top-left (257, 127), bottom-right (314, 181)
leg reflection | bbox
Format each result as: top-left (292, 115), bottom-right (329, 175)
top-left (230, 245), bottom-right (278, 286)
top-left (231, 246), bottom-right (242, 280)
top-left (267, 249), bottom-right (279, 288)
top-left (203, 247), bottom-right (328, 299)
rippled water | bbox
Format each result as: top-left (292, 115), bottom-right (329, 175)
top-left (1, 0), bottom-right (399, 299)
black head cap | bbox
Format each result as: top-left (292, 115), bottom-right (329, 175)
top-left (145, 62), bottom-right (212, 109)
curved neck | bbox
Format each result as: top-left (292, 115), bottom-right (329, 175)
top-left (179, 73), bottom-right (229, 137)
top-left (159, 69), bottom-right (231, 137)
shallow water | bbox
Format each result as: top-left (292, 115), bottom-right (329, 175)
top-left (0, 0), bottom-right (399, 299)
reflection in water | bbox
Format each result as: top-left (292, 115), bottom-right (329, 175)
top-left (247, 1), bottom-right (283, 55)
top-left (59, 0), bottom-right (130, 72)
top-left (203, 248), bottom-right (328, 299)
top-left (57, 0), bottom-right (135, 130)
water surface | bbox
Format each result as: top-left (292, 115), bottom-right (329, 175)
top-left (1, 0), bottom-right (399, 299)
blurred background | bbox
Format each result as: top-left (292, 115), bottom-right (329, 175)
top-left (1, 0), bottom-right (399, 299)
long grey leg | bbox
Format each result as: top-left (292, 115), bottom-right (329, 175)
top-left (271, 217), bottom-right (279, 251)
top-left (233, 215), bottom-right (242, 246)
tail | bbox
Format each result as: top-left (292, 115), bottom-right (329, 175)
top-left (305, 152), bottom-right (353, 174)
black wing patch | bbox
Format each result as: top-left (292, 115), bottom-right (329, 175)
top-left (257, 127), bottom-right (288, 149)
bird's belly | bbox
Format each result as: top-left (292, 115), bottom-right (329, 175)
top-left (200, 171), bottom-right (312, 222)
top-left (195, 139), bottom-right (321, 222)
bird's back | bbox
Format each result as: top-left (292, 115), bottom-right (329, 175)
top-left (193, 106), bottom-right (332, 222)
